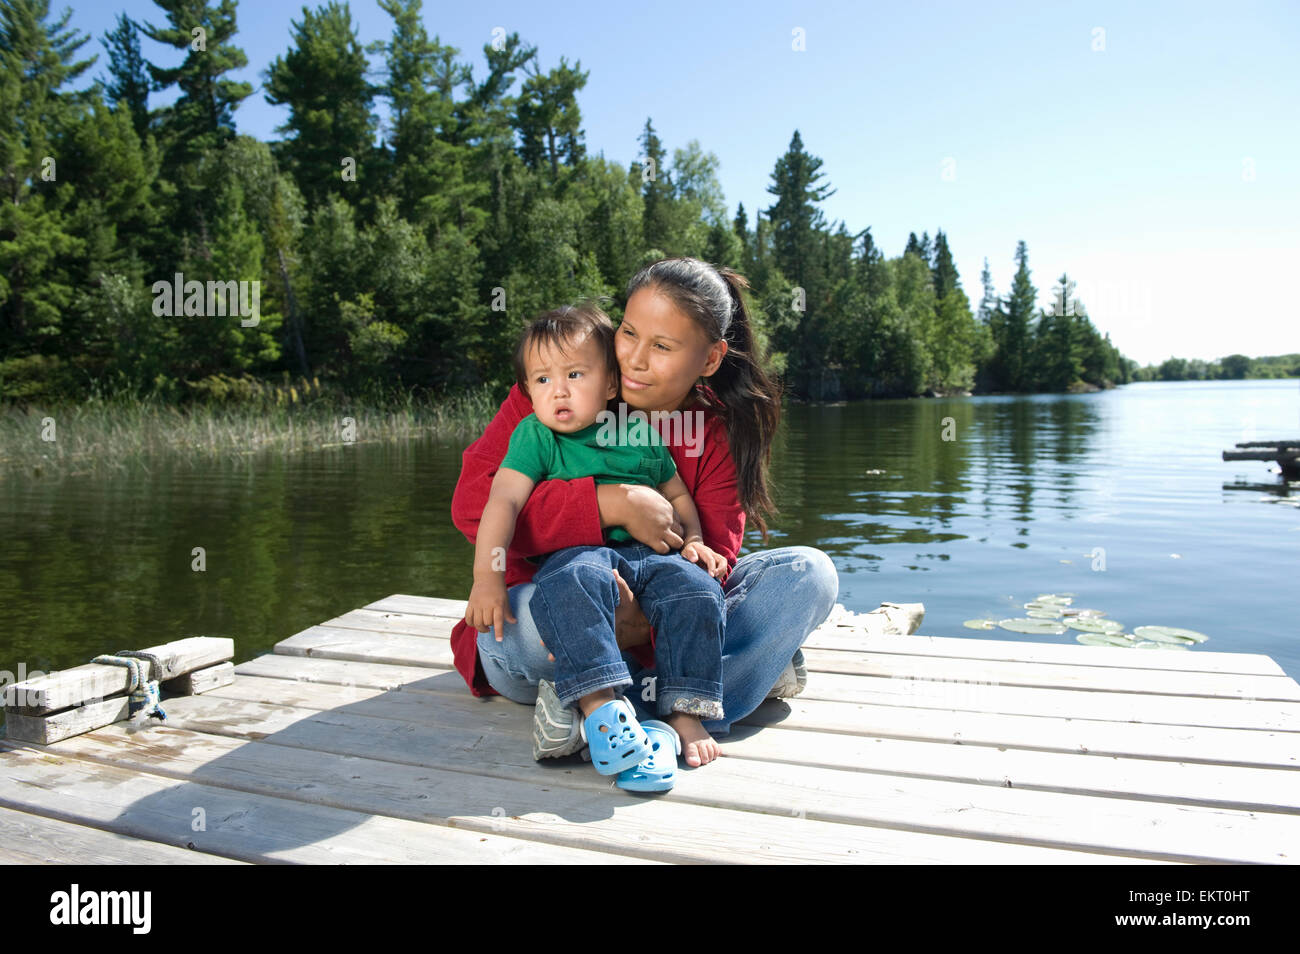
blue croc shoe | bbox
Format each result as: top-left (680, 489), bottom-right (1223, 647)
top-left (616, 720), bottom-right (681, 793)
top-left (580, 697), bottom-right (652, 776)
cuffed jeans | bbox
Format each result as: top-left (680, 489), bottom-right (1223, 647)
top-left (528, 542), bottom-right (726, 719)
top-left (476, 545), bottom-right (839, 736)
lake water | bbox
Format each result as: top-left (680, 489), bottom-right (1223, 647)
top-left (2, 379), bottom-right (1297, 687)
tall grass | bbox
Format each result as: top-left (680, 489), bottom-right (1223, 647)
top-left (0, 375), bottom-right (502, 477)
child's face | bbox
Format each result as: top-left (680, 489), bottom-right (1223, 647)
top-left (524, 332), bottom-right (618, 433)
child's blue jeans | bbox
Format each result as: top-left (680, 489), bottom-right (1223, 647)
top-left (477, 545), bottom-right (839, 736)
top-left (527, 541), bottom-right (726, 719)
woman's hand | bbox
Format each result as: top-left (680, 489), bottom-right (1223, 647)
top-left (612, 569), bottom-right (652, 648)
top-left (680, 539), bottom-right (728, 580)
top-left (465, 576), bottom-right (516, 642)
top-left (599, 483), bottom-right (685, 553)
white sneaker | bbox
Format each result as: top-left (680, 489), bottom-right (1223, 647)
top-left (765, 648), bottom-right (807, 700)
top-left (531, 679), bottom-right (585, 760)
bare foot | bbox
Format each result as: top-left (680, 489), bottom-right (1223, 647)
top-left (666, 713), bottom-right (720, 766)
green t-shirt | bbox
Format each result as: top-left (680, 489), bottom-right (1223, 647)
top-left (500, 412), bottom-right (677, 544)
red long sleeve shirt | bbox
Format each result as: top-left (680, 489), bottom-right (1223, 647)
top-left (448, 382), bottom-right (746, 696)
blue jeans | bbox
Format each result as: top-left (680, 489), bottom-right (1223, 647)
top-left (528, 542), bottom-right (726, 718)
top-left (476, 546), bottom-right (839, 736)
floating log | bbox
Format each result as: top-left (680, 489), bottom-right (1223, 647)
top-left (3, 636), bottom-right (233, 713)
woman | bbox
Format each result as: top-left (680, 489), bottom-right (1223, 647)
top-left (448, 257), bottom-right (840, 766)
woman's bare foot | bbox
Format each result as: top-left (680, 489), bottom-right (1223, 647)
top-left (666, 713), bottom-right (720, 766)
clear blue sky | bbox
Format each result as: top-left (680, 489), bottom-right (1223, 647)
top-left (61, 0), bottom-right (1300, 365)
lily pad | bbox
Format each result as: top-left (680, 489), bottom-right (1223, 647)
top-left (1134, 639), bottom-right (1189, 650)
top-left (1067, 617), bottom-right (1125, 634)
top-left (1063, 608), bottom-right (1106, 618)
top-left (998, 617), bottom-right (1068, 635)
top-left (1075, 632), bottom-right (1134, 647)
top-left (1035, 594), bottom-right (1074, 605)
top-left (1134, 625), bottom-right (1208, 644)
top-left (963, 619), bottom-right (997, 630)
top-left (1076, 633), bottom-right (1120, 647)
top-left (1026, 608), bottom-right (1064, 619)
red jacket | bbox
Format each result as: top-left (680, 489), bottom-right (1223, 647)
top-left (449, 382), bottom-right (746, 696)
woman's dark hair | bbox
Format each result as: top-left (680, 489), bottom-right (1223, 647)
top-left (513, 301), bottom-right (618, 402)
top-left (624, 257), bottom-right (783, 543)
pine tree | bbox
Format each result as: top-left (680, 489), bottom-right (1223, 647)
top-left (636, 118), bottom-right (672, 253)
top-left (141, 1), bottom-right (253, 163)
top-left (264, 1), bottom-right (377, 208)
top-left (0, 0), bottom-right (97, 357)
top-left (998, 240), bottom-right (1038, 391)
top-left (514, 54), bottom-right (588, 183)
top-left (374, 0), bottom-right (485, 240)
top-left (1037, 273), bottom-right (1083, 391)
top-left (764, 130), bottom-right (835, 382)
top-left (100, 13), bottom-right (150, 140)
top-left (931, 229), bottom-right (959, 299)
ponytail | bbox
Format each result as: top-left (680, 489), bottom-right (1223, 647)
top-left (625, 258), bottom-right (783, 543)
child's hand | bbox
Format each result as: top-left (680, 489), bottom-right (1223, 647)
top-left (466, 576), bottom-right (516, 642)
top-left (680, 539), bottom-right (727, 580)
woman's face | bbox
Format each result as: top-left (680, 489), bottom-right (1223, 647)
top-left (616, 288), bottom-right (727, 414)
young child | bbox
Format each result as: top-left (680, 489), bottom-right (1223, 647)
top-left (464, 303), bottom-right (729, 791)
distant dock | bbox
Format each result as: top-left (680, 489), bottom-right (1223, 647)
top-left (1223, 440), bottom-right (1300, 480)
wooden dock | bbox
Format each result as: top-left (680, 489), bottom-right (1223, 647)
top-left (2, 594), bottom-right (1298, 864)
top-left (1223, 439), bottom-right (1300, 480)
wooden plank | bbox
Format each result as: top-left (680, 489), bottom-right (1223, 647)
top-left (36, 719), bottom-right (1175, 865)
top-left (319, 608), bottom-right (456, 639)
top-left (0, 742), bottom-right (656, 865)
top-left (233, 654), bottom-right (1300, 769)
top-left (803, 630), bottom-right (1286, 677)
top-left (799, 647), bottom-right (1300, 701)
top-left (135, 683), bottom-right (1293, 862)
top-left (4, 637), bottom-right (235, 712)
top-left (0, 804), bottom-right (248, 864)
top-left (164, 661), bottom-right (235, 695)
top-left (210, 671), bottom-right (1300, 814)
top-left (3, 696), bottom-right (131, 745)
top-left (233, 657), bottom-right (1300, 769)
top-left (275, 626), bottom-right (453, 668)
top-left (363, 594), bottom-right (469, 619)
top-left (800, 670), bottom-right (1300, 732)
top-left (269, 625), bottom-right (1300, 731)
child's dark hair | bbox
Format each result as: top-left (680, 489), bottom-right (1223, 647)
top-left (513, 302), bottom-right (619, 401)
top-left (624, 257), bottom-right (783, 543)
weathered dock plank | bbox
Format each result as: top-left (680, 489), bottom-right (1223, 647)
top-left (270, 624), bottom-right (1300, 732)
top-left (213, 666), bottom-right (1300, 813)
top-left (5, 592), bottom-right (1296, 864)
top-left (0, 742), bottom-right (656, 865)
top-left (87, 673), bottom-right (1294, 863)
top-left (234, 652), bottom-right (1300, 769)
top-left (0, 804), bottom-right (247, 865)
top-left (20, 714), bottom-right (1175, 865)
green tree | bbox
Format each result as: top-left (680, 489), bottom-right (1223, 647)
top-left (765, 130), bottom-right (835, 382)
top-left (0, 0), bottom-right (97, 357)
top-left (636, 117), bottom-right (672, 253)
top-left (514, 54), bottom-right (588, 183)
top-left (100, 12), bottom-right (150, 139)
top-left (264, 1), bottom-right (376, 208)
top-left (1220, 353), bottom-right (1251, 379)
